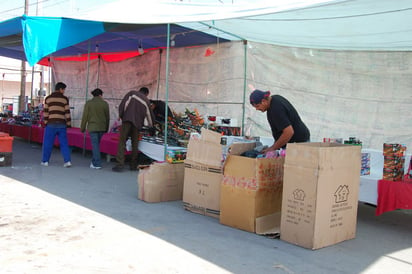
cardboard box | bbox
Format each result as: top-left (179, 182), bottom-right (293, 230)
top-left (186, 128), bottom-right (223, 167)
top-left (182, 160), bottom-right (223, 218)
top-left (137, 162), bottom-right (184, 203)
top-left (220, 155), bottom-right (284, 234)
top-left (280, 142), bottom-right (361, 250)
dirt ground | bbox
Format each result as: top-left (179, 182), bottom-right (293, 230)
top-left (1, 138), bottom-right (412, 274)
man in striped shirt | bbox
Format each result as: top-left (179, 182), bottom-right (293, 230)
top-left (41, 82), bottom-right (72, 167)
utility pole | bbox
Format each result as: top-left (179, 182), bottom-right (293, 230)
top-left (19, 0), bottom-right (29, 114)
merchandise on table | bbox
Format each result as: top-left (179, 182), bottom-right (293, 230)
top-left (323, 137), bottom-right (343, 144)
top-left (165, 148), bottom-right (187, 163)
top-left (343, 136), bottom-right (362, 145)
top-left (382, 143), bottom-right (407, 181)
top-left (361, 152), bottom-right (371, 176)
top-left (383, 143), bottom-right (406, 156)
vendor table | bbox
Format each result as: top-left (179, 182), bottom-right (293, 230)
top-left (0, 124), bottom-right (184, 161)
top-left (30, 125), bottom-right (45, 143)
top-left (138, 141), bottom-right (183, 162)
top-left (0, 123), bottom-right (12, 134)
top-left (11, 124), bottom-right (31, 140)
top-left (376, 179), bottom-right (412, 216)
top-left (66, 127), bottom-right (92, 150)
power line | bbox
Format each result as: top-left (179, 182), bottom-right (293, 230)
top-left (0, 0), bottom-right (69, 16)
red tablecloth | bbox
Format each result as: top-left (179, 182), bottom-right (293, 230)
top-left (66, 127), bottom-right (93, 150)
top-left (0, 123), bottom-right (13, 134)
top-left (11, 124), bottom-right (31, 139)
top-left (100, 133), bottom-right (123, 156)
top-left (2, 124), bottom-right (122, 156)
top-left (376, 179), bottom-right (412, 215)
top-left (30, 125), bottom-right (44, 143)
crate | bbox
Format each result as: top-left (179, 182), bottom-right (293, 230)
top-left (0, 134), bottom-right (13, 152)
top-left (0, 152), bottom-right (12, 166)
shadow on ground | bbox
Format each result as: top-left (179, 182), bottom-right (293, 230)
top-left (1, 138), bottom-right (412, 273)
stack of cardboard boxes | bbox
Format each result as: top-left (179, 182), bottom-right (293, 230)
top-left (137, 128), bottom-right (363, 250)
top-left (183, 128), bottom-right (225, 218)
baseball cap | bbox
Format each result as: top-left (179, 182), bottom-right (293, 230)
top-left (250, 89), bottom-right (270, 105)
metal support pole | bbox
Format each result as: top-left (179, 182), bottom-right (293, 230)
top-left (241, 40), bottom-right (248, 136)
top-left (164, 24), bottom-right (171, 161)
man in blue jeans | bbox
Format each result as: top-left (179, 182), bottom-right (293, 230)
top-left (41, 82), bottom-right (72, 167)
top-left (80, 88), bottom-right (110, 169)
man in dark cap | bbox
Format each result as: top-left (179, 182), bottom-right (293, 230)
top-left (250, 89), bottom-right (310, 152)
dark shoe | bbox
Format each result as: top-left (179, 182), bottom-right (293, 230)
top-left (130, 162), bottom-right (138, 171)
top-left (112, 165), bottom-right (124, 172)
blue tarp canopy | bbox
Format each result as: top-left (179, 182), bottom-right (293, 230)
top-left (0, 15), bottom-right (229, 66)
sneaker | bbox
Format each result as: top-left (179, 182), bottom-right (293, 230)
top-left (90, 163), bottom-right (102, 169)
top-left (63, 161), bottom-right (72, 168)
top-left (40, 161), bottom-right (48, 166)
top-left (112, 165), bottom-right (124, 172)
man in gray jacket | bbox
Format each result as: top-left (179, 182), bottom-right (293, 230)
top-left (112, 87), bottom-right (155, 172)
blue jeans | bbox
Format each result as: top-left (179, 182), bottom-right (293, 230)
top-left (90, 131), bottom-right (105, 167)
top-left (42, 124), bottom-right (71, 163)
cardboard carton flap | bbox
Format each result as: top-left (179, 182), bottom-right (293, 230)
top-left (200, 127), bottom-right (222, 144)
top-left (227, 142), bottom-right (256, 156)
top-left (255, 212), bottom-right (281, 235)
top-left (285, 142), bottom-right (361, 169)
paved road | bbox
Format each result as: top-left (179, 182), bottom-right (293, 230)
top-left (1, 138), bottom-right (411, 273)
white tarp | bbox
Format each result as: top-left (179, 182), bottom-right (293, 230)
top-left (73, 0), bottom-right (412, 51)
top-left (35, 0), bottom-right (412, 151)
top-left (52, 41), bottom-right (412, 150)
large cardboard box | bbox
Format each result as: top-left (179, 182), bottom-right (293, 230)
top-left (220, 155), bottom-right (284, 234)
top-left (186, 128), bottom-right (223, 167)
top-left (183, 160), bottom-right (223, 218)
top-left (280, 142), bottom-right (361, 250)
top-left (137, 162), bottom-right (184, 202)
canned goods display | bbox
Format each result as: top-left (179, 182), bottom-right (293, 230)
top-left (361, 153), bottom-right (370, 176)
top-left (382, 143), bottom-right (408, 181)
top-left (383, 168), bottom-right (404, 181)
top-left (383, 143), bottom-right (406, 156)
